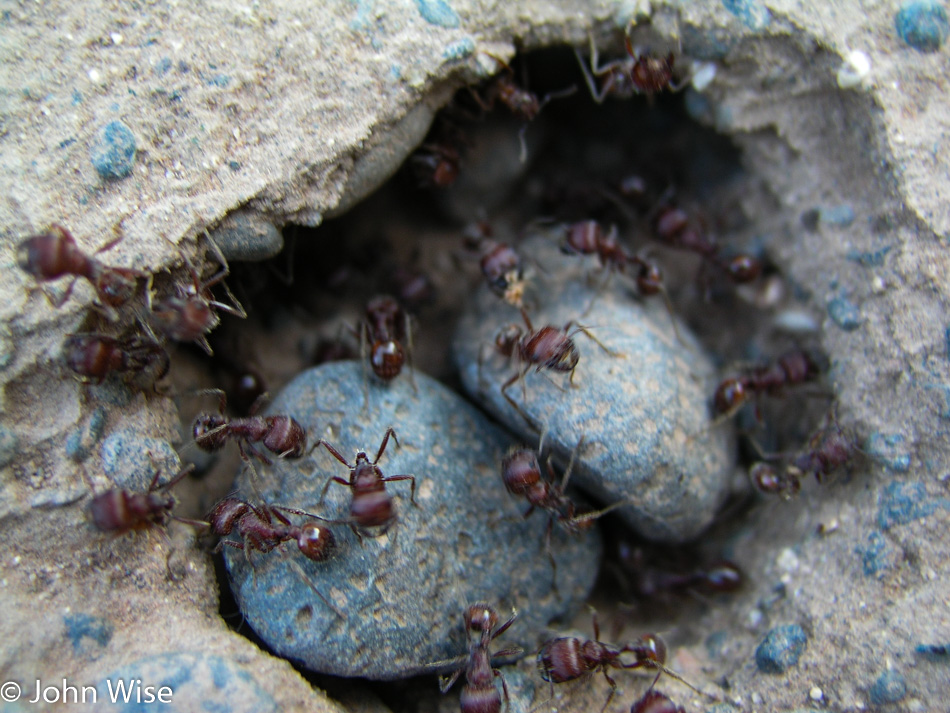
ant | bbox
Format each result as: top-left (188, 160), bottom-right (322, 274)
top-left (464, 223), bottom-right (527, 307)
top-left (561, 220), bottom-right (666, 298)
top-left (412, 141), bottom-right (463, 188)
top-left (502, 436), bottom-right (628, 587)
top-left (64, 333), bottom-right (169, 391)
top-left (17, 224), bottom-right (145, 317)
top-left (192, 389), bottom-right (306, 465)
top-left (749, 412), bottom-right (856, 496)
top-left (652, 205), bottom-right (762, 286)
top-left (613, 541), bottom-right (743, 599)
top-left (438, 604), bottom-right (521, 713)
top-left (537, 611), bottom-right (671, 713)
top-left (311, 427), bottom-right (418, 539)
top-left (362, 295), bottom-right (412, 383)
top-left (489, 307), bottom-right (618, 430)
top-left (575, 33), bottom-right (679, 104)
top-left (713, 349), bottom-right (821, 417)
top-left (148, 238), bottom-right (246, 355)
top-left (206, 495), bottom-right (344, 618)
top-left (88, 463), bottom-right (195, 536)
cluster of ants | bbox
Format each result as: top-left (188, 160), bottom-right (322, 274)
top-left (14, 30), bottom-right (860, 713)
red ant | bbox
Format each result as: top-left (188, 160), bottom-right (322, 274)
top-left (206, 495), bottom-right (344, 617)
top-left (64, 333), bottom-right (169, 391)
top-left (192, 389), bottom-right (306, 465)
top-left (562, 220), bottom-right (666, 298)
top-left (575, 33), bottom-right (678, 103)
top-left (537, 611), bottom-right (671, 713)
top-left (613, 541), bottom-right (743, 599)
top-left (502, 436), bottom-right (627, 587)
top-left (713, 349), bottom-right (821, 416)
top-left (438, 604), bottom-right (521, 713)
top-left (362, 295), bottom-right (412, 382)
top-left (653, 206), bottom-right (762, 285)
top-left (311, 427), bottom-right (418, 539)
top-left (749, 412), bottom-right (855, 496)
top-left (148, 238), bottom-right (246, 355)
top-left (464, 223), bottom-right (527, 307)
top-left (88, 463), bottom-right (195, 536)
top-left (17, 224), bottom-right (145, 317)
top-left (489, 307), bottom-right (618, 430)
top-left (412, 141), bottom-right (463, 188)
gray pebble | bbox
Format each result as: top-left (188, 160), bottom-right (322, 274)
top-left (66, 407), bottom-right (108, 463)
top-left (453, 236), bottom-right (734, 542)
top-left (99, 430), bottom-right (180, 490)
top-left (210, 211), bottom-right (284, 262)
top-left (755, 624), bottom-right (807, 673)
top-left (869, 669), bottom-right (907, 705)
top-left (89, 120), bottom-right (137, 180)
top-left (223, 362), bottom-right (600, 680)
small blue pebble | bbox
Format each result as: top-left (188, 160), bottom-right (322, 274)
top-left (442, 37), bottom-right (475, 61)
top-left (877, 481), bottom-right (936, 529)
top-left (827, 295), bottom-right (863, 331)
top-left (755, 624), bottom-right (807, 673)
top-left (895, 1), bottom-right (949, 52)
top-left (859, 531), bottom-right (891, 576)
top-left (416, 0), bottom-right (460, 28)
top-left (819, 204), bottom-right (856, 227)
top-left (90, 120), bottom-right (137, 179)
top-left (64, 613), bottom-right (113, 651)
top-left (866, 432), bottom-right (912, 472)
top-left (722, 0), bottom-right (771, 30)
top-left (0, 425), bottom-right (17, 468)
top-left (869, 669), bottom-right (907, 705)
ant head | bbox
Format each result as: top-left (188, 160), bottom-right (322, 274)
top-left (371, 339), bottom-right (405, 381)
top-left (193, 413), bottom-right (229, 451)
top-left (501, 449), bottom-right (542, 495)
top-left (637, 634), bottom-right (667, 665)
top-left (464, 604), bottom-right (498, 637)
top-left (298, 523), bottom-right (336, 561)
top-left (495, 324), bottom-right (522, 357)
top-left (725, 255), bottom-right (762, 284)
top-left (95, 268), bottom-right (139, 307)
top-left (630, 53), bottom-right (675, 94)
top-left (637, 262), bottom-right (664, 296)
top-left (713, 377), bottom-right (747, 415)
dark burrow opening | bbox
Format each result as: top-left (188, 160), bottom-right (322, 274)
top-left (177, 43), bottom-right (839, 711)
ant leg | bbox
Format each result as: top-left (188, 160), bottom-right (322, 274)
top-left (359, 321), bottom-right (371, 414)
top-left (559, 435), bottom-right (585, 491)
top-left (495, 669), bottom-right (512, 712)
top-left (502, 370), bottom-right (542, 432)
top-left (599, 671), bottom-right (618, 713)
top-left (318, 476), bottom-right (352, 504)
top-left (404, 314), bottom-right (418, 393)
top-left (384, 474), bottom-right (418, 507)
top-left (374, 427), bottom-right (398, 464)
top-left (439, 668), bottom-right (463, 694)
top-left (564, 322), bottom-right (623, 358)
top-left (492, 608), bottom-right (518, 641)
top-left (543, 516), bottom-right (559, 596)
top-left (284, 556), bottom-right (346, 620)
top-left (311, 440), bottom-right (356, 470)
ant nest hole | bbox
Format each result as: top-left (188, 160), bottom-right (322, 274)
top-left (167, 33), bottom-right (899, 713)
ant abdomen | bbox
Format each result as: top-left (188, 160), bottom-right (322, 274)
top-left (500, 449), bottom-right (542, 495)
top-left (262, 415), bottom-right (306, 458)
top-left (296, 523), bottom-right (336, 561)
top-left (17, 225), bottom-right (87, 279)
top-left (370, 339), bottom-right (406, 381)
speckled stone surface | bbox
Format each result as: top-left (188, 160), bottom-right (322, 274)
top-left (223, 362), bottom-right (601, 680)
top-left (453, 235), bottom-right (735, 543)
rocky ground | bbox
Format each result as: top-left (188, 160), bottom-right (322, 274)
top-left (1, 1), bottom-right (949, 712)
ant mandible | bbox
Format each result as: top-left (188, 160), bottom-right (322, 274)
top-left (439, 604), bottom-right (521, 713)
top-left (148, 238), bottom-right (246, 355)
top-left (64, 333), bottom-right (169, 392)
top-left (491, 307), bottom-right (619, 430)
top-left (192, 389), bottom-right (307, 465)
top-left (537, 611), bottom-right (669, 713)
top-left (17, 224), bottom-right (146, 317)
top-left (206, 495), bottom-right (344, 617)
top-left (502, 436), bottom-right (628, 588)
top-left (311, 427), bottom-right (418, 540)
top-left (88, 463), bottom-right (195, 536)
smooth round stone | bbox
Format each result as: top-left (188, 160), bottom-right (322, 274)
top-left (453, 235), bottom-right (734, 542)
top-left (223, 362), bottom-right (600, 680)
top-left (210, 211), bottom-right (284, 262)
